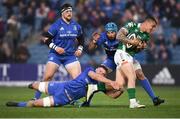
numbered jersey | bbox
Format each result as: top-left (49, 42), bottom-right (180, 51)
top-left (117, 21), bottom-right (150, 56)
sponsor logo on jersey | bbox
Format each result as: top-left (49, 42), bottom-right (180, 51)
top-left (60, 27), bottom-right (64, 31)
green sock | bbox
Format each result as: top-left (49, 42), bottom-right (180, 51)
top-left (97, 82), bottom-right (106, 92)
top-left (127, 88), bottom-right (136, 99)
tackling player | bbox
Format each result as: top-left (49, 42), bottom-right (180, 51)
top-left (6, 66), bottom-right (122, 107)
top-left (33, 3), bottom-right (84, 100)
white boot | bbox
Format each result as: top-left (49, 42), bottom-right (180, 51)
top-left (129, 99), bottom-right (145, 108)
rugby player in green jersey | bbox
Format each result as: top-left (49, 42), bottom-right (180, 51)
top-left (114, 16), bottom-right (164, 107)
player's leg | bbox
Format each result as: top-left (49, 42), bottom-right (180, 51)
top-left (34, 61), bottom-right (59, 100)
top-left (64, 55), bottom-right (81, 79)
top-left (6, 96), bottom-right (55, 107)
top-left (28, 82), bottom-right (49, 94)
top-left (65, 61), bottom-right (81, 79)
top-left (114, 50), bottom-right (145, 108)
top-left (7, 81), bottom-right (65, 107)
top-left (44, 62), bottom-right (59, 81)
top-left (133, 60), bottom-right (165, 106)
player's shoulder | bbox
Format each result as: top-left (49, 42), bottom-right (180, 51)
top-left (84, 66), bottom-right (95, 73)
top-left (100, 32), bottom-right (106, 37)
top-left (71, 19), bottom-right (81, 27)
top-left (50, 19), bottom-right (62, 27)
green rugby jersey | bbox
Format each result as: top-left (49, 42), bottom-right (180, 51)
top-left (118, 21), bottom-right (150, 56)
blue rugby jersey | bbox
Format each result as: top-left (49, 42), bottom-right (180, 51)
top-left (96, 32), bottom-right (119, 59)
top-left (63, 67), bottom-right (97, 101)
top-left (48, 18), bottom-right (83, 55)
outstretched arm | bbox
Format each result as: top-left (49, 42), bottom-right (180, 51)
top-left (88, 71), bottom-right (119, 90)
top-left (88, 32), bottom-right (100, 50)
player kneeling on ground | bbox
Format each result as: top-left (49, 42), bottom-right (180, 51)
top-left (6, 66), bottom-right (123, 107)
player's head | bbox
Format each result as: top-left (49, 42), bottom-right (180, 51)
top-left (95, 65), bottom-right (108, 76)
top-left (105, 22), bottom-right (118, 40)
top-left (60, 3), bottom-right (73, 22)
top-left (142, 15), bottom-right (157, 33)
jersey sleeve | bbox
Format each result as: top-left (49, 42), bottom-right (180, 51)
top-left (142, 33), bottom-right (150, 42)
top-left (77, 24), bottom-right (83, 37)
top-left (48, 21), bottom-right (59, 36)
top-left (96, 33), bottom-right (105, 46)
top-left (85, 67), bottom-right (95, 73)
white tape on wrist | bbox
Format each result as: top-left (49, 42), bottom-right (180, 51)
top-left (49, 43), bottom-right (57, 50)
top-left (78, 45), bottom-right (83, 51)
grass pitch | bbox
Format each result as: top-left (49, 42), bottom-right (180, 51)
top-left (0, 86), bottom-right (180, 118)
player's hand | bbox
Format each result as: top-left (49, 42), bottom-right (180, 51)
top-left (74, 49), bottom-right (82, 57)
top-left (129, 38), bottom-right (141, 46)
top-left (92, 32), bottom-right (100, 43)
top-left (55, 46), bottom-right (65, 54)
top-left (137, 41), bottom-right (147, 49)
top-left (110, 81), bottom-right (120, 90)
top-left (41, 36), bottom-right (48, 43)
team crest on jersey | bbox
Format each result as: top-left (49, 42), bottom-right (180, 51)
top-left (73, 25), bottom-right (77, 31)
top-left (60, 27), bottom-right (64, 31)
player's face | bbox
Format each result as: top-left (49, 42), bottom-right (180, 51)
top-left (95, 67), bottom-right (107, 76)
top-left (145, 21), bottom-right (157, 34)
top-left (107, 31), bottom-right (116, 40)
top-left (62, 9), bottom-right (72, 21)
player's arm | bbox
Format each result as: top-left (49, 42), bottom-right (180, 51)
top-left (41, 32), bottom-right (55, 48)
top-left (88, 71), bottom-right (119, 90)
top-left (116, 28), bottom-right (140, 46)
top-left (41, 32), bottom-right (65, 54)
top-left (88, 32), bottom-right (100, 50)
top-left (74, 26), bottom-right (85, 57)
top-left (76, 33), bottom-right (84, 52)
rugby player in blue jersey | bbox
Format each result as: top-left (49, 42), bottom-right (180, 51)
top-left (6, 66), bottom-right (123, 107)
top-left (33, 3), bottom-right (84, 100)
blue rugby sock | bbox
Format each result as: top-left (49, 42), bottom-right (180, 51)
top-left (34, 90), bottom-right (42, 99)
top-left (139, 78), bottom-right (156, 100)
top-left (18, 102), bottom-right (27, 107)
